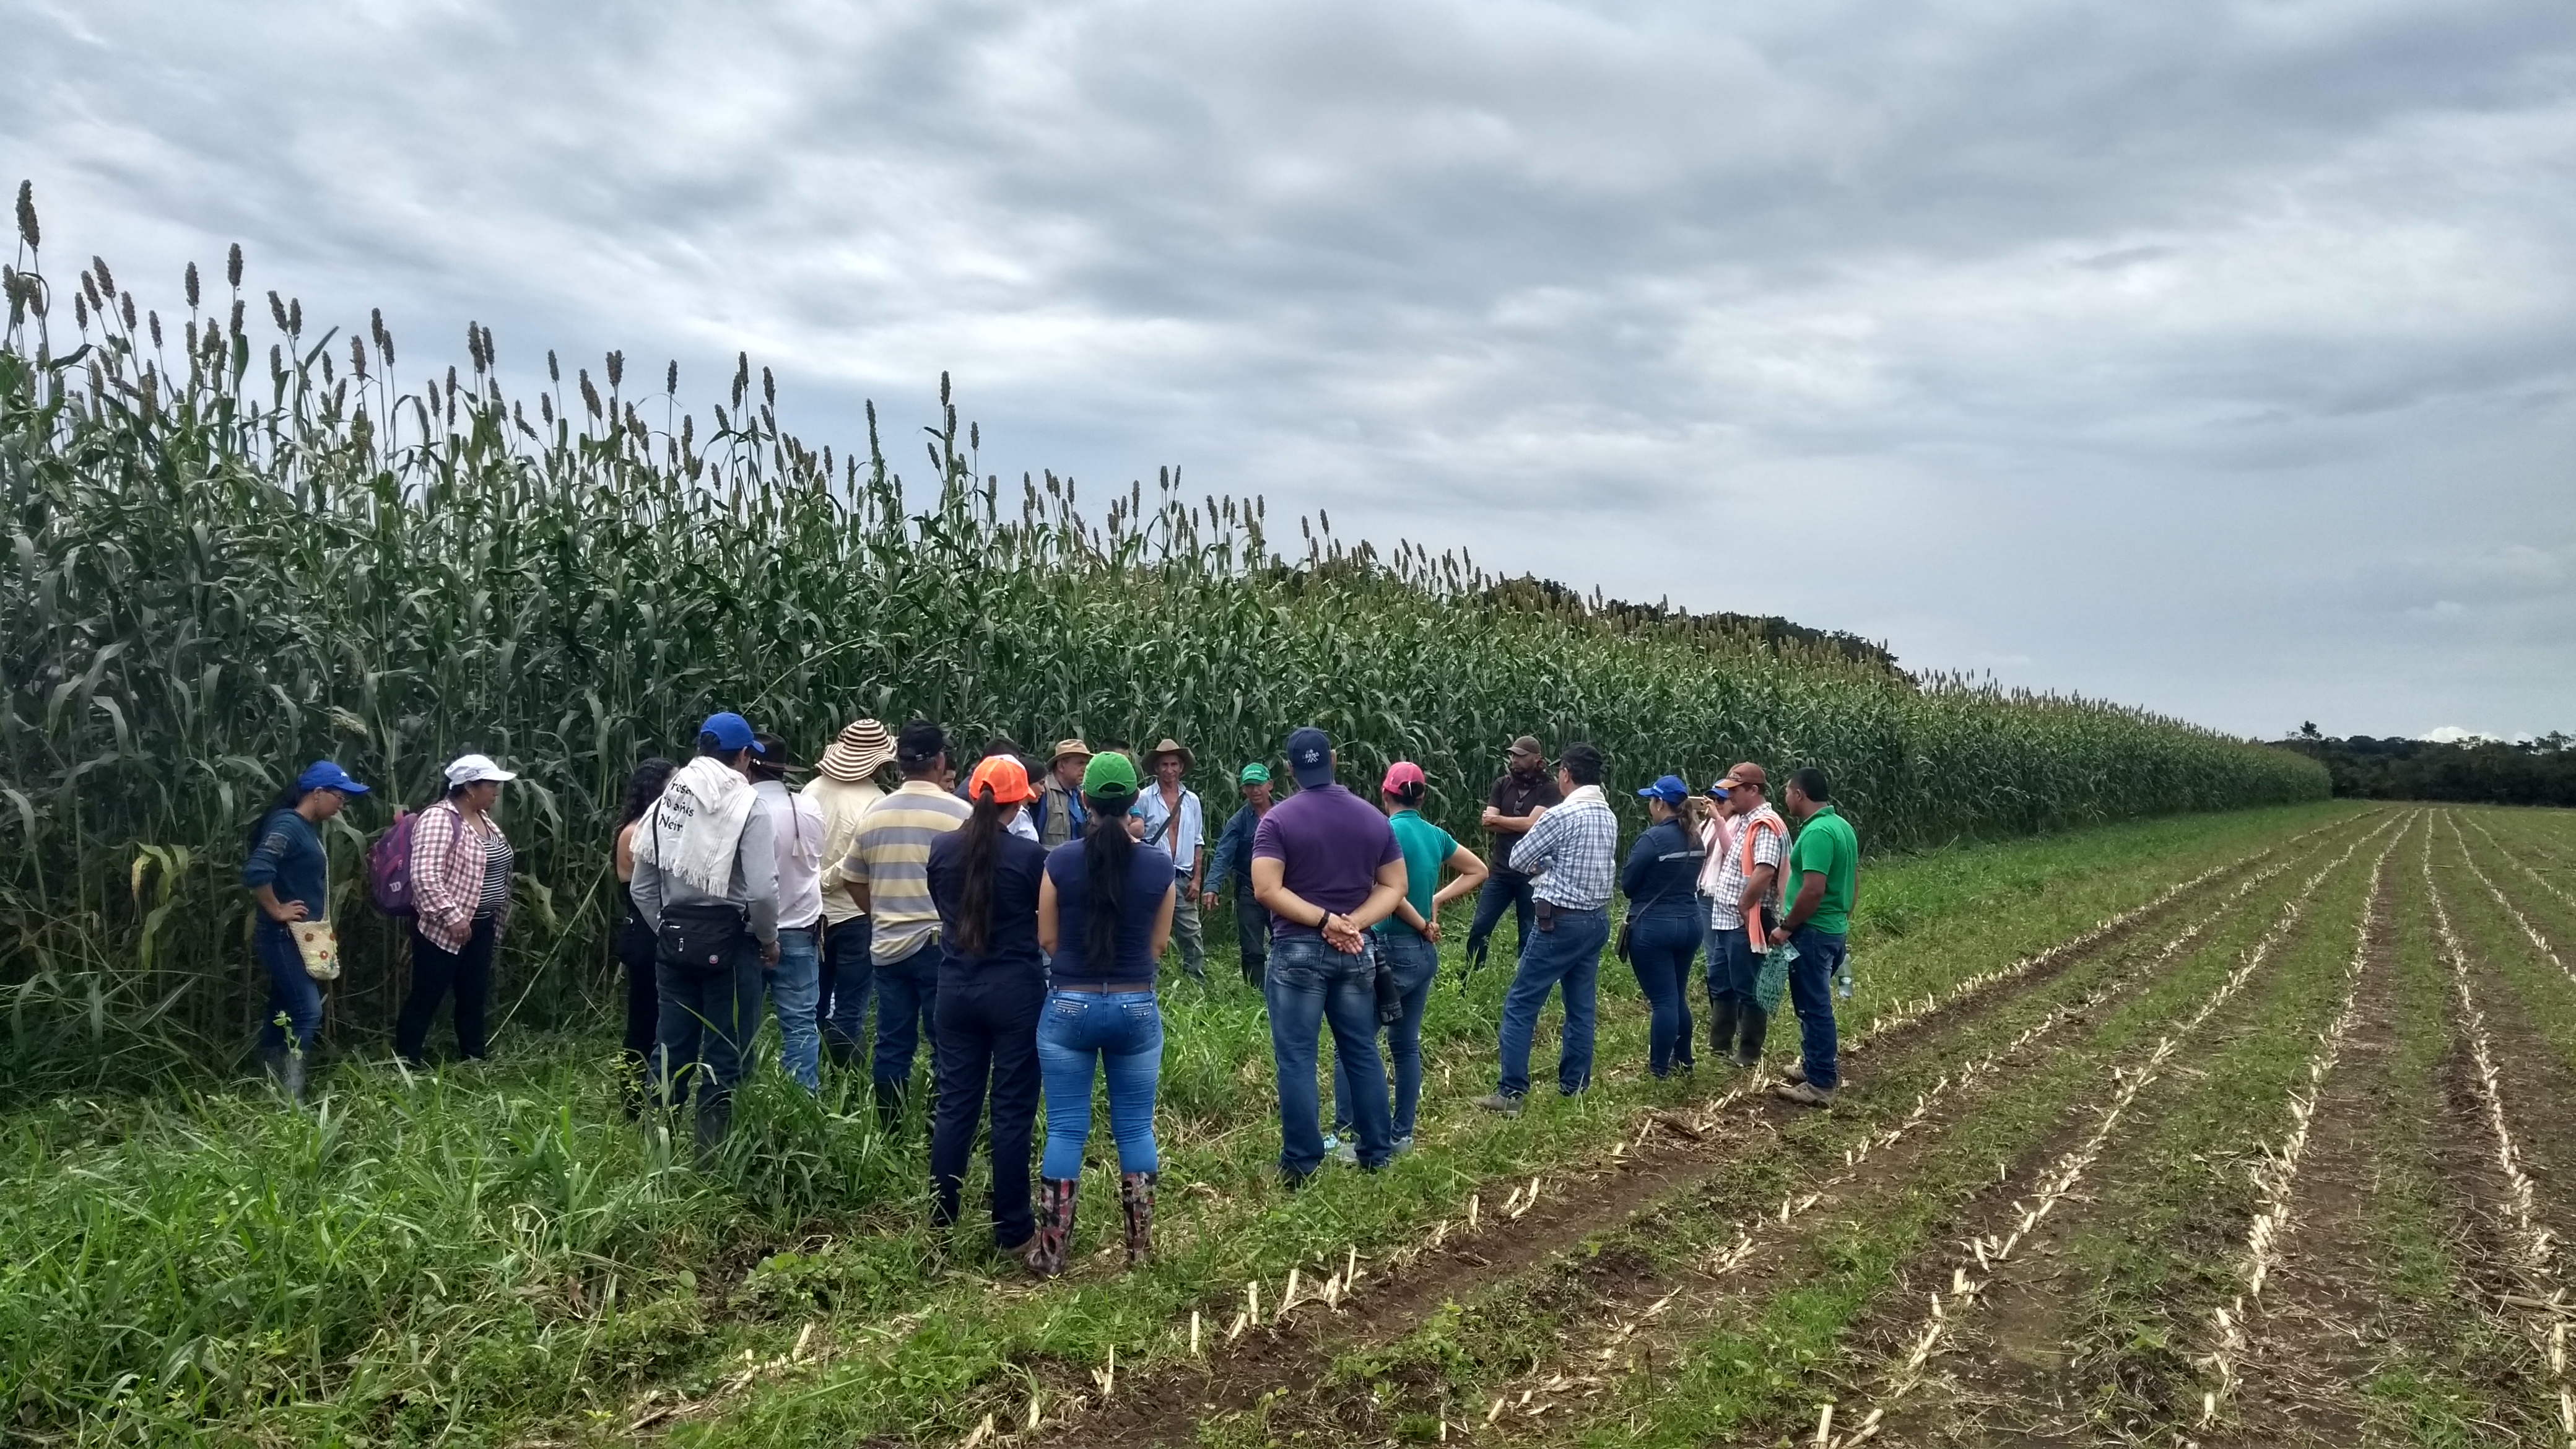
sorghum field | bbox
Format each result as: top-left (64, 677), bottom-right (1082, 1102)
top-left (0, 187), bottom-right (2320, 1088)
top-left (32, 196), bottom-right (2576, 1449)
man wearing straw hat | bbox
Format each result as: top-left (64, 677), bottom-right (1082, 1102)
top-left (1030, 739), bottom-right (1093, 850)
top-left (807, 717), bottom-right (896, 1072)
top-left (1136, 738), bottom-right (1209, 985)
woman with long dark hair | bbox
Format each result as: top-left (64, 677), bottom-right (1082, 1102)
top-left (1030, 751), bottom-right (1175, 1274)
top-left (240, 760), bottom-right (370, 1102)
top-left (924, 755), bottom-right (1050, 1264)
top-left (612, 757), bottom-right (679, 1114)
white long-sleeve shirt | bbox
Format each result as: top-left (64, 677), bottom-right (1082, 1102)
top-left (756, 779), bottom-right (827, 930)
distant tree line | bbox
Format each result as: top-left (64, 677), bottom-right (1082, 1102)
top-left (2273, 726), bottom-right (2576, 806)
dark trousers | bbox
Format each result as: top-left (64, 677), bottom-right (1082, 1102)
top-left (653, 938), bottom-right (767, 1108)
top-left (821, 916), bottom-right (874, 1067)
top-left (616, 919), bottom-right (658, 1095)
top-left (1232, 889), bottom-right (1271, 983)
top-left (1464, 869), bottom-right (1538, 969)
top-left (398, 918), bottom-right (495, 1064)
top-left (872, 939), bottom-right (939, 1108)
top-left (931, 967), bottom-right (1045, 1247)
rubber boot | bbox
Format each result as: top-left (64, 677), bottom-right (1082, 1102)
top-left (1707, 998), bottom-right (1740, 1067)
top-left (1030, 1177), bottom-right (1079, 1277)
top-left (258, 1043), bottom-right (289, 1095)
top-left (279, 1047), bottom-right (307, 1105)
top-left (694, 1097), bottom-right (732, 1167)
top-left (1120, 1172), bottom-right (1157, 1268)
top-left (1734, 1007), bottom-right (1769, 1069)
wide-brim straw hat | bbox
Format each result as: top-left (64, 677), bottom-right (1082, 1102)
top-left (1144, 738), bottom-right (1194, 773)
top-left (1050, 738), bottom-right (1094, 765)
top-left (817, 718), bottom-right (897, 782)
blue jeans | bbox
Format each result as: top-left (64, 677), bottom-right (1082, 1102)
top-left (1269, 935), bottom-right (1391, 1173)
top-left (1496, 905), bottom-right (1607, 1097)
top-left (1787, 926), bottom-right (1846, 1090)
top-left (1333, 929), bottom-right (1440, 1139)
top-left (654, 938), bottom-right (767, 1108)
top-left (1036, 990), bottom-right (1163, 1177)
top-left (1707, 907), bottom-right (1770, 1006)
top-left (769, 926), bottom-right (822, 1092)
top-left (1628, 907), bottom-right (1700, 1077)
top-left (872, 939), bottom-right (939, 1105)
top-left (254, 922), bottom-right (323, 1053)
top-left (1464, 870), bottom-right (1536, 970)
top-left (821, 916), bottom-right (872, 1066)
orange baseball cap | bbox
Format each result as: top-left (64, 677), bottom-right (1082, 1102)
top-left (967, 754), bottom-right (1038, 806)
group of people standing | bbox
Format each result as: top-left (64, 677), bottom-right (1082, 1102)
top-left (242, 716), bottom-right (1859, 1276)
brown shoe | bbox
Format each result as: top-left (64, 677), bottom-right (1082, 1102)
top-left (1773, 1080), bottom-right (1835, 1107)
top-left (1782, 1060), bottom-right (1807, 1085)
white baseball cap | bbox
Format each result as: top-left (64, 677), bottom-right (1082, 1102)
top-left (443, 753), bottom-right (520, 788)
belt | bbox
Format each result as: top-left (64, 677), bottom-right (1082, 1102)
top-left (1055, 980), bottom-right (1155, 994)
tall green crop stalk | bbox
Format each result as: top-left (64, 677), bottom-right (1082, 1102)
top-left (0, 183), bottom-right (2328, 1086)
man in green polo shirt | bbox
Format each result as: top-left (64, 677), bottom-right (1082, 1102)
top-left (1771, 767), bottom-right (1857, 1105)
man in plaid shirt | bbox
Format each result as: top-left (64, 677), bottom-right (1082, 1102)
top-left (1704, 764), bottom-right (1787, 1068)
top-left (1477, 741), bottom-right (1619, 1113)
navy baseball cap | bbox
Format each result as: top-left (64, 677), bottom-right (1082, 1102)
top-left (700, 712), bottom-right (765, 754)
top-left (1636, 774), bottom-right (1690, 804)
top-left (1284, 726), bottom-right (1334, 788)
top-left (295, 760), bottom-right (370, 795)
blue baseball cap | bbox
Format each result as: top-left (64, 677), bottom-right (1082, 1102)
top-left (1636, 774), bottom-right (1690, 804)
top-left (700, 712), bottom-right (765, 754)
top-left (295, 760), bottom-right (370, 795)
top-left (1704, 778), bottom-right (1732, 798)
top-left (1284, 726), bottom-right (1334, 788)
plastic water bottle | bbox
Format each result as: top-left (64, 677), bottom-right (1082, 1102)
top-left (1835, 962), bottom-right (1854, 1001)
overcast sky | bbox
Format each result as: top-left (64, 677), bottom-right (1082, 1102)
top-left (8, 0), bottom-right (2571, 739)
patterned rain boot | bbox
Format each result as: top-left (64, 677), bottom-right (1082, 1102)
top-left (1120, 1172), bottom-right (1158, 1268)
top-left (1030, 1177), bottom-right (1078, 1277)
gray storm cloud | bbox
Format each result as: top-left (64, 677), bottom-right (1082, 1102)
top-left (6, 0), bottom-right (2570, 736)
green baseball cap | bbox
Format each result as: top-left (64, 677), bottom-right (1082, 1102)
top-left (1082, 749), bottom-right (1139, 799)
top-left (1237, 762), bottom-right (1271, 786)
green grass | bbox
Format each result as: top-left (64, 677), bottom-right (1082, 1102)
top-left (1544, 807), bottom-right (2393, 1448)
top-left (2338, 835), bottom-right (2540, 1447)
top-left (0, 803), bottom-right (2356, 1446)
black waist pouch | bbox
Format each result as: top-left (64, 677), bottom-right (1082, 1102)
top-left (1373, 945), bottom-right (1403, 1024)
top-left (657, 901), bottom-right (746, 972)
top-left (1535, 899), bottom-right (1557, 934)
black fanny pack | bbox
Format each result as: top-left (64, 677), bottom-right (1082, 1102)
top-left (656, 901), bottom-right (746, 973)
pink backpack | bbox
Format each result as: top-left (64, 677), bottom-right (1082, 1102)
top-left (369, 809), bottom-right (418, 916)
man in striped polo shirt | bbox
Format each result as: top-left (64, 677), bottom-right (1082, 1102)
top-left (838, 720), bottom-right (972, 1126)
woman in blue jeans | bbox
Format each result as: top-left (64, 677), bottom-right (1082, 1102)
top-left (1032, 751), bottom-right (1176, 1275)
top-left (1331, 762), bottom-right (1489, 1157)
top-left (1622, 777), bottom-right (1708, 1078)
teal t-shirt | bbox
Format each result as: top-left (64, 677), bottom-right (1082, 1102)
top-left (1376, 809), bottom-right (1456, 938)
top-left (1788, 805), bottom-right (1858, 936)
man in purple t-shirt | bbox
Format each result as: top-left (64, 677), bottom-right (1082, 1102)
top-left (1252, 726), bottom-right (1408, 1184)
